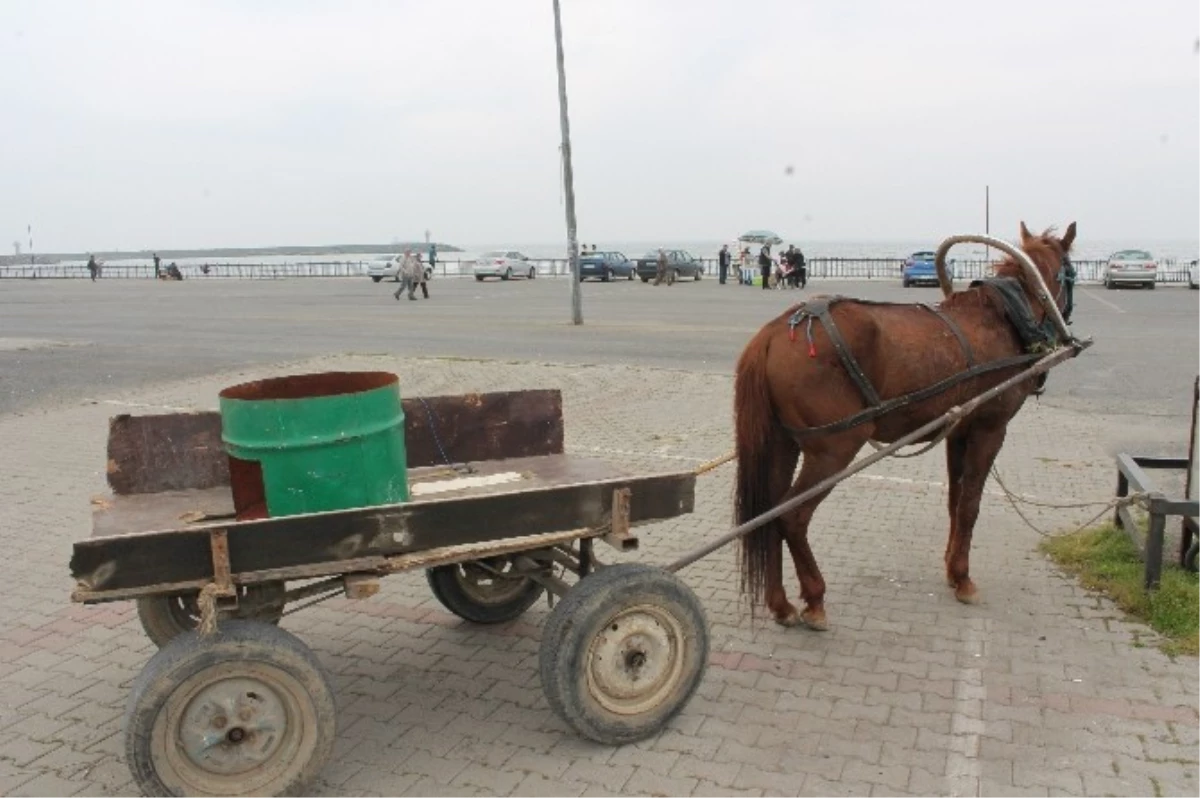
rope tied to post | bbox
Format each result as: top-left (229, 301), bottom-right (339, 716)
top-left (196, 583), bottom-right (223, 636)
top-left (989, 465), bottom-right (1149, 539)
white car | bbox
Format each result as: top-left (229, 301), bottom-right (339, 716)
top-left (473, 251), bottom-right (537, 281)
top-left (366, 255), bottom-right (432, 283)
top-left (1103, 249), bottom-right (1157, 290)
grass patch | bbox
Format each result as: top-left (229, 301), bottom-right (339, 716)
top-left (1040, 524), bottom-right (1198, 657)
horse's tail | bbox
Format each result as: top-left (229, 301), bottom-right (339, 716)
top-left (734, 325), bottom-right (784, 611)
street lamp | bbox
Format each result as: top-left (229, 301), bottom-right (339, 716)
top-left (551, 0), bottom-right (582, 325)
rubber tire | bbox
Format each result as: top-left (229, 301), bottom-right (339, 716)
top-left (528, 267), bottom-right (537, 279)
top-left (640, 276), bottom-right (650, 283)
top-left (902, 279), bottom-right (910, 288)
top-left (694, 269), bottom-right (701, 281)
top-left (425, 268), bottom-right (433, 281)
top-left (1146, 282), bottom-right (1155, 290)
top-left (1185, 540), bottom-right (1199, 573)
top-left (1106, 278), bottom-right (1115, 289)
top-left (601, 268), bottom-right (611, 283)
top-left (627, 270), bottom-right (635, 281)
top-left (370, 276), bottom-right (382, 283)
top-left (539, 563), bottom-right (708, 746)
top-left (137, 583), bottom-right (286, 649)
top-left (426, 562), bottom-right (545, 624)
top-left (502, 268), bottom-right (512, 281)
top-left (475, 275), bottom-right (485, 282)
top-left (125, 621), bottom-right (337, 797)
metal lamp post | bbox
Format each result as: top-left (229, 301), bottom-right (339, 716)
top-left (552, 0), bottom-right (583, 325)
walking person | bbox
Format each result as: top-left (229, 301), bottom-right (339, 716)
top-left (152, 253), bottom-right (161, 279)
top-left (87, 254), bottom-right (100, 281)
top-left (718, 244), bottom-right (731, 285)
top-left (393, 249), bottom-right (423, 301)
top-left (415, 253), bottom-right (429, 299)
top-left (758, 244), bottom-right (772, 290)
top-left (427, 243), bottom-right (437, 278)
top-left (653, 248), bottom-right (674, 286)
top-left (1060, 253), bottom-right (1075, 323)
top-left (794, 246), bottom-right (807, 288)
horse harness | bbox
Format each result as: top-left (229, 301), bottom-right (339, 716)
top-left (784, 283), bottom-right (1060, 441)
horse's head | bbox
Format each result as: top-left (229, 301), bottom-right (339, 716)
top-left (995, 221), bottom-right (1077, 314)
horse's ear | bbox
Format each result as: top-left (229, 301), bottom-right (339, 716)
top-left (1019, 221), bottom-right (1034, 243)
top-left (1061, 222), bottom-right (1077, 252)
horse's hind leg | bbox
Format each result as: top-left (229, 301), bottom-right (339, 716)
top-left (778, 438), bottom-right (862, 630)
top-left (944, 431), bottom-right (968, 580)
top-left (946, 422), bottom-right (1008, 604)
top-left (763, 437), bottom-right (802, 626)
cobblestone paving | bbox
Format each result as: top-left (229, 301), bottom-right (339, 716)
top-left (0, 354), bottom-right (1196, 796)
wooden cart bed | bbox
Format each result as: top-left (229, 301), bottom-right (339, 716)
top-left (71, 389), bottom-right (695, 603)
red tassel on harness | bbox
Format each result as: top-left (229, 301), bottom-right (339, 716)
top-left (808, 341), bottom-right (817, 358)
top-left (789, 326), bottom-right (796, 343)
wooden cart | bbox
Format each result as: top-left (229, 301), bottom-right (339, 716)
top-left (70, 389), bottom-right (706, 797)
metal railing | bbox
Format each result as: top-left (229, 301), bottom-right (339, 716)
top-left (2, 257), bottom-right (1194, 283)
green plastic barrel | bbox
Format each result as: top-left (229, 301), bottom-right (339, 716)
top-left (219, 371), bottom-right (408, 519)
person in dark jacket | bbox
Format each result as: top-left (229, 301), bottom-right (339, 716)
top-left (718, 244), bottom-right (731, 284)
top-left (87, 255), bottom-right (99, 281)
top-left (758, 245), bottom-right (772, 290)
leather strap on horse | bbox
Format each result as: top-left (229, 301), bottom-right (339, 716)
top-left (788, 296), bottom-right (981, 413)
top-left (785, 351), bottom-right (1042, 441)
top-left (789, 297), bottom-right (882, 406)
top-left (920, 303), bottom-right (976, 367)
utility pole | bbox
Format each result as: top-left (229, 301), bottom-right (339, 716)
top-left (552, 0), bottom-right (582, 325)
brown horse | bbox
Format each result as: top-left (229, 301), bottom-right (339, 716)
top-left (734, 222), bottom-right (1075, 630)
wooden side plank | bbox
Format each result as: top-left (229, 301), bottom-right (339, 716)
top-left (72, 471), bottom-right (694, 595)
top-left (105, 389), bottom-right (565, 495)
top-left (106, 413), bottom-right (229, 495)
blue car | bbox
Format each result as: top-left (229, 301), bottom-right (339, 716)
top-left (579, 251), bottom-right (635, 281)
top-left (902, 251), bottom-right (941, 287)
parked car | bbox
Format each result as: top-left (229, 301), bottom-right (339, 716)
top-left (1188, 260), bottom-right (1198, 290)
top-left (473, 251), bottom-right (537, 281)
top-left (579, 251), bottom-right (635, 281)
top-left (901, 251), bottom-right (940, 287)
top-left (1103, 249), bottom-right (1157, 289)
top-left (634, 250), bottom-right (704, 282)
top-left (366, 255), bottom-right (432, 283)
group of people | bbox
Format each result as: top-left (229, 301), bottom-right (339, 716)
top-left (393, 245), bottom-right (434, 301)
top-left (717, 243), bottom-right (808, 289)
top-left (152, 253), bottom-right (183, 281)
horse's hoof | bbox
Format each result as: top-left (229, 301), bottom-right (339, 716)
top-left (801, 608), bottom-right (829, 631)
top-left (954, 583), bottom-right (980, 604)
top-left (773, 608), bottom-right (803, 628)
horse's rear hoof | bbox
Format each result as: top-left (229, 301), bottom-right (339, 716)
top-left (774, 609), bottom-right (803, 628)
top-left (954, 583), bottom-right (980, 604)
top-left (801, 608), bottom-right (829, 631)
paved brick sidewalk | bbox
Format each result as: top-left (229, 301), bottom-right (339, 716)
top-left (0, 355), bottom-right (1196, 797)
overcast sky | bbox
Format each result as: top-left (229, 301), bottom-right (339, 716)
top-left (2, 0), bottom-right (1197, 252)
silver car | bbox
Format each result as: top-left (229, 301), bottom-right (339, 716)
top-left (366, 255), bottom-right (432, 283)
top-left (473, 251), bottom-right (537, 281)
top-left (1103, 249), bottom-right (1157, 289)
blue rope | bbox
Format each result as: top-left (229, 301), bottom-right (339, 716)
top-left (418, 396), bottom-right (453, 468)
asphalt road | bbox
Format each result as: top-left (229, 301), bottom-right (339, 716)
top-left (1, 275), bottom-right (1197, 421)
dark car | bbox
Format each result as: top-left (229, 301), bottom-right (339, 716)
top-left (579, 251), bottom-right (635, 281)
top-left (635, 250), bottom-right (705, 283)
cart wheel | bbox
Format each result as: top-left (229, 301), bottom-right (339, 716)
top-left (125, 621), bottom-right (337, 797)
top-left (137, 583), bottom-right (287, 649)
top-left (1185, 540), bottom-right (1199, 573)
top-left (539, 563), bottom-right (708, 745)
top-left (426, 559), bottom-right (545, 624)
